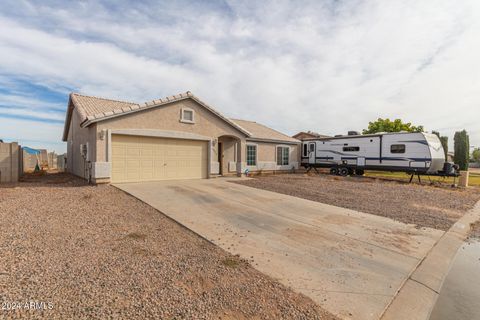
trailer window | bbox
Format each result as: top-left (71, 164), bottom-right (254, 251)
top-left (343, 146), bottom-right (360, 152)
top-left (391, 144), bottom-right (406, 154)
top-left (309, 143), bottom-right (315, 152)
top-left (303, 144), bottom-right (308, 157)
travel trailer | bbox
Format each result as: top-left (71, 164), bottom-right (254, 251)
top-left (301, 131), bottom-right (458, 177)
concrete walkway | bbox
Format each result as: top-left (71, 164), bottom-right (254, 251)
top-left (381, 201), bottom-right (480, 320)
top-left (115, 178), bottom-right (444, 320)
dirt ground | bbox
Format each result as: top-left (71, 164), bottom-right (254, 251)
top-left (0, 173), bottom-right (337, 320)
top-left (233, 174), bottom-right (480, 231)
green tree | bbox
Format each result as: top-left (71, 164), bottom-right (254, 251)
top-left (454, 130), bottom-right (470, 171)
top-left (432, 131), bottom-right (448, 161)
top-left (473, 148), bottom-right (480, 163)
top-left (363, 118), bottom-right (424, 134)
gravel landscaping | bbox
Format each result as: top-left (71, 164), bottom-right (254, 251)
top-left (0, 173), bottom-right (337, 320)
top-left (233, 174), bottom-right (480, 231)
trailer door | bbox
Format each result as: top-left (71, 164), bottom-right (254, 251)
top-left (308, 142), bottom-right (316, 164)
top-left (357, 157), bottom-right (365, 167)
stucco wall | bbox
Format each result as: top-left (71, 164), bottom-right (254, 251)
top-left (66, 109), bottom-right (97, 179)
top-left (244, 141), bottom-right (300, 172)
top-left (0, 142), bottom-right (20, 183)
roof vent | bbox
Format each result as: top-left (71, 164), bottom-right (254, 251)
top-left (348, 131), bottom-right (360, 136)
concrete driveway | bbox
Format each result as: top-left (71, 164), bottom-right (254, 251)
top-left (115, 178), bottom-right (444, 320)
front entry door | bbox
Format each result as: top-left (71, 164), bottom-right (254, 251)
top-left (218, 142), bottom-right (223, 175)
top-left (308, 142), bottom-right (316, 164)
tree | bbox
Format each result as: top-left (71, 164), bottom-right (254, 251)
top-left (363, 118), bottom-right (424, 134)
top-left (454, 130), bottom-right (470, 171)
top-left (432, 131), bottom-right (449, 161)
top-left (473, 148), bottom-right (480, 163)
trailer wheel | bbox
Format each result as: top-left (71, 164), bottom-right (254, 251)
top-left (330, 167), bottom-right (338, 175)
top-left (339, 167), bottom-right (349, 176)
top-left (355, 169), bottom-right (365, 176)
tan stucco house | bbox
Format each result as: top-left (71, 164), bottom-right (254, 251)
top-left (292, 131), bottom-right (330, 140)
top-left (62, 91), bottom-right (300, 183)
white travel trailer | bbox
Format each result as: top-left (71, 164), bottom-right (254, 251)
top-left (301, 131), bottom-right (457, 176)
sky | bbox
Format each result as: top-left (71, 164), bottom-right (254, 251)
top-left (0, 0), bottom-right (479, 154)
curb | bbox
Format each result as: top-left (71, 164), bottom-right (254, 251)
top-left (380, 200), bottom-right (480, 320)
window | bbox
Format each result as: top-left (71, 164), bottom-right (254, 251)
top-left (180, 108), bottom-right (195, 123)
top-left (309, 143), bottom-right (315, 152)
top-left (246, 145), bottom-right (257, 166)
top-left (302, 144), bottom-right (308, 157)
top-left (391, 144), bottom-right (406, 153)
top-left (343, 146), bottom-right (360, 152)
top-left (277, 146), bottom-right (289, 165)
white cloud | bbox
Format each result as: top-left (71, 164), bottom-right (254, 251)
top-left (0, 0), bottom-right (479, 153)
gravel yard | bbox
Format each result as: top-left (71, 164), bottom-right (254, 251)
top-left (233, 174), bottom-right (480, 231)
top-left (0, 173), bottom-right (337, 320)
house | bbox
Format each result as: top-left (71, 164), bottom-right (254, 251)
top-left (293, 131), bottom-right (330, 140)
top-left (447, 151), bottom-right (454, 163)
top-left (62, 91), bottom-right (300, 183)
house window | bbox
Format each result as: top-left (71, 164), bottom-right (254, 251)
top-left (302, 144), bottom-right (308, 157)
top-left (277, 146), bottom-right (289, 165)
top-left (246, 145), bottom-right (257, 166)
top-left (343, 146), bottom-right (360, 152)
top-left (391, 144), bottom-right (406, 154)
top-left (181, 108), bottom-right (195, 123)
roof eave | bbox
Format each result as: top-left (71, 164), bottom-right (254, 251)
top-left (61, 95), bottom-right (74, 142)
top-left (246, 137), bottom-right (301, 145)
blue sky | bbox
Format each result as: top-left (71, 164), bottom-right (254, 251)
top-left (0, 0), bottom-right (479, 153)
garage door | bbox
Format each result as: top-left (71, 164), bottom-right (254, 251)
top-left (111, 135), bottom-right (208, 183)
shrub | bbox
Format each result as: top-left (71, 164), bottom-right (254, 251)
top-left (454, 130), bottom-right (469, 171)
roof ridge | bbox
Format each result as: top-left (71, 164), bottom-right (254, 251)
top-left (71, 92), bottom-right (138, 105)
top-left (238, 118), bottom-right (295, 139)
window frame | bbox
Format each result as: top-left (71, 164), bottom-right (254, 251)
top-left (180, 107), bottom-right (195, 124)
top-left (390, 144), bottom-right (406, 154)
top-left (276, 146), bottom-right (290, 166)
top-left (343, 146), bottom-right (360, 152)
top-left (246, 144), bottom-right (257, 166)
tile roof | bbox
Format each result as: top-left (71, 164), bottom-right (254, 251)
top-left (63, 92), bottom-right (299, 144)
top-left (230, 119), bottom-right (300, 143)
top-left (70, 93), bottom-right (137, 123)
top-left (292, 131), bottom-right (330, 139)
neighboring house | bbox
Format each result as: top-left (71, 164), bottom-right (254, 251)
top-left (62, 91), bottom-right (300, 183)
top-left (447, 151), bottom-right (454, 163)
top-left (293, 131), bottom-right (330, 140)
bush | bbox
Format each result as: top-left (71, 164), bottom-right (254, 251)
top-left (454, 130), bottom-right (469, 171)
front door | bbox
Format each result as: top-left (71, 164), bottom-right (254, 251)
top-left (308, 142), bottom-right (316, 164)
top-left (218, 142), bottom-right (223, 175)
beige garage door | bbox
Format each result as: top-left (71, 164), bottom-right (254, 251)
top-left (111, 135), bottom-right (208, 183)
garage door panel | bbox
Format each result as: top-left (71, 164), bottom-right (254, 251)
top-left (111, 135), bottom-right (207, 183)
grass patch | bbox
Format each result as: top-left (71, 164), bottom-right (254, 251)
top-left (221, 257), bottom-right (240, 268)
